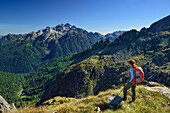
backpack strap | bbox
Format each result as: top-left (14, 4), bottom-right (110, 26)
top-left (129, 68), bottom-right (134, 82)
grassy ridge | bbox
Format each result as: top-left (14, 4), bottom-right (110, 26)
top-left (18, 86), bottom-right (170, 113)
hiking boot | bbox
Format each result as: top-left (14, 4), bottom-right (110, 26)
top-left (122, 97), bottom-right (126, 101)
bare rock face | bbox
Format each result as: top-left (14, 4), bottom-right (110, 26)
top-left (145, 15), bottom-right (170, 33)
top-left (0, 95), bottom-right (18, 113)
top-left (145, 86), bottom-right (170, 98)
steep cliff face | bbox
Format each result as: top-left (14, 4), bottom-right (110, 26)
top-left (39, 16), bottom-right (170, 104)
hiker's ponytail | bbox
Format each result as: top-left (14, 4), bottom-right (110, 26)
top-left (128, 59), bottom-right (137, 69)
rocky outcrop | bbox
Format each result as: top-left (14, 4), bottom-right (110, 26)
top-left (0, 95), bottom-right (18, 113)
top-left (145, 86), bottom-right (170, 98)
top-left (141, 15), bottom-right (170, 33)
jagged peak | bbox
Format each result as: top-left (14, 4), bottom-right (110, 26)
top-left (45, 26), bottom-right (50, 29)
top-left (71, 25), bottom-right (76, 29)
top-left (29, 31), bottom-right (36, 34)
top-left (64, 23), bottom-right (72, 27)
top-left (55, 24), bottom-right (64, 28)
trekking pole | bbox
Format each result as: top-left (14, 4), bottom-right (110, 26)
top-left (118, 74), bottom-right (127, 96)
top-left (118, 88), bottom-right (124, 96)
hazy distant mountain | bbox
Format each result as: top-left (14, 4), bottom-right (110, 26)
top-left (0, 23), bottom-right (105, 73)
top-left (105, 31), bottom-right (126, 41)
top-left (0, 35), bottom-right (4, 38)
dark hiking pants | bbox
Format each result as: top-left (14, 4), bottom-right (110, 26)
top-left (123, 82), bottom-right (136, 101)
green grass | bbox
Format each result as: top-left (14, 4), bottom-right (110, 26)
top-left (18, 86), bottom-right (170, 113)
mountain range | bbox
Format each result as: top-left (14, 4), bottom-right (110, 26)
top-left (38, 15), bottom-right (170, 104)
top-left (0, 35), bottom-right (4, 38)
top-left (0, 23), bottom-right (124, 73)
top-left (0, 15), bottom-right (169, 107)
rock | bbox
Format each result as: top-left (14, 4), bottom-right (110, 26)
top-left (147, 81), bottom-right (162, 87)
top-left (50, 100), bottom-right (55, 104)
top-left (145, 86), bottom-right (170, 98)
top-left (94, 107), bottom-right (101, 113)
top-left (0, 95), bottom-right (18, 113)
top-left (0, 95), bottom-right (11, 112)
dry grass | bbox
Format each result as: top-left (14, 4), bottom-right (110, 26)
top-left (18, 86), bottom-right (170, 113)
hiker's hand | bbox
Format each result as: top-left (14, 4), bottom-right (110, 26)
top-left (127, 79), bottom-right (129, 82)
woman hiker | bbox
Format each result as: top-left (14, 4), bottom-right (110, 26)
top-left (122, 59), bottom-right (144, 103)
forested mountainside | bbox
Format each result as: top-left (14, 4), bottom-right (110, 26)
top-left (0, 71), bottom-right (25, 106)
top-left (39, 15), bottom-right (170, 104)
top-left (0, 23), bottom-right (106, 73)
top-left (0, 53), bottom-right (77, 107)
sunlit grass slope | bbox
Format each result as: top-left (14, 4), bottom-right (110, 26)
top-left (18, 86), bottom-right (170, 113)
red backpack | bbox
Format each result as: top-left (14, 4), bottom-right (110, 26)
top-left (135, 67), bottom-right (144, 84)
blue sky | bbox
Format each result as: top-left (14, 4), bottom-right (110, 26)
top-left (0, 0), bottom-right (170, 35)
